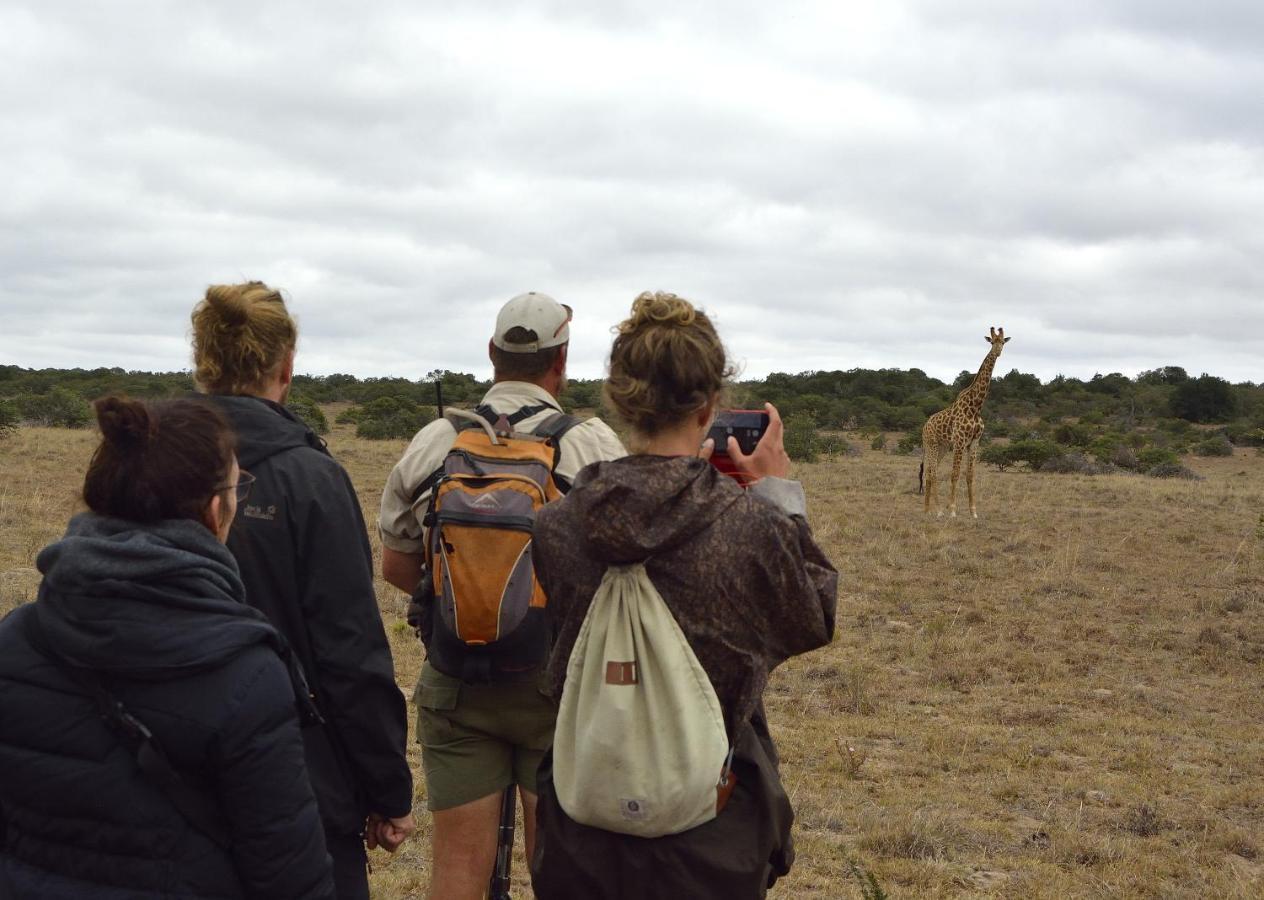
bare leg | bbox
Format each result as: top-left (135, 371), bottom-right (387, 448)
top-left (948, 447), bottom-right (964, 517)
top-left (428, 791), bottom-right (504, 900)
top-left (520, 787), bottom-right (538, 863)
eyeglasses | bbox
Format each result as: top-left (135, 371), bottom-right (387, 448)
top-left (216, 471), bottom-right (256, 503)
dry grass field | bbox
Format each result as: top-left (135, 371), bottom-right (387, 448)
top-left (2, 415), bottom-right (1262, 898)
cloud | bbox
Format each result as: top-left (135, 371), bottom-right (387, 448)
top-left (0, 0), bottom-right (1260, 386)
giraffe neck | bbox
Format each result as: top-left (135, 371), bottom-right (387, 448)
top-left (956, 350), bottom-right (999, 415)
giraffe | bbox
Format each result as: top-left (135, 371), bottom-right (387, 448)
top-left (920, 326), bottom-right (1011, 518)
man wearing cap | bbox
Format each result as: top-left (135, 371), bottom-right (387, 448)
top-left (379, 292), bottom-right (625, 899)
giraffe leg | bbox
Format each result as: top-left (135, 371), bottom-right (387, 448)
top-left (967, 442), bottom-right (978, 518)
top-left (948, 447), bottom-right (964, 517)
top-left (923, 447), bottom-right (940, 514)
top-left (923, 451), bottom-right (933, 513)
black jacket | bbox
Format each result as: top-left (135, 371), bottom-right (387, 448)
top-left (208, 395), bottom-right (412, 832)
top-left (0, 514), bottom-right (335, 899)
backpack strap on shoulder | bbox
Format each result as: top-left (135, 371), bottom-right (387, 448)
top-left (533, 413), bottom-right (582, 494)
top-left (20, 608), bottom-right (233, 850)
top-left (472, 403), bottom-right (553, 433)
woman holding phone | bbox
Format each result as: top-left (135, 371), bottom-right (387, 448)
top-left (529, 291), bottom-right (839, 898)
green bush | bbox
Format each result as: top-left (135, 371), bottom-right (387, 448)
top-left (1088, 433), bottom-right (1122, 464)
top-left (782, 413), bottom-right (821, 462)
top-left (1192, 435), bottom-right (1233, 457)
top-left (0, 399), bottom-right (18, 436)
top-left (895, 430), bottom-right (922, 455)
top-left (1243, 428), bottom-right (1264, 448)
top-left (978, 443), bottom-right (1015, 471)
top-left (870, 433), bottom-right (887, 451)
top-left (286, 395), bottom-right (328, 435)
top-left (820, 435), bottom-right (859, 458)
top-left (1039, 451), bottom-right (1112, 475)
top-left (15, 388), bottom-right (91, 428)
top-left (1006, 439), bottom-right (1061, 470)
top-left (1137, 447), bottom-right (1180, 471)
top-left (354, 396), bottom-right (435, 441)
top-left (1052, 422), bottom-right (1095, 448)
top-left (979, 439), bottom-right (1061, 472)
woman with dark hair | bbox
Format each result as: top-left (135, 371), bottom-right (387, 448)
top-left (0, 396), bottom-right (335, 899)
top-left (529, 292), bottom-right (839, 899)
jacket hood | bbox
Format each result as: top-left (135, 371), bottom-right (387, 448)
top-left (206, 395), bottom-right (325, 469)
top-left (34, 513), bottom-right (280, 678)
top-left (561, 456), bottom-right (744, 564)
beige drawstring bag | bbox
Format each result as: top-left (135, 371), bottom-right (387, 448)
top-left (552, 563), bottom-right (731, 838)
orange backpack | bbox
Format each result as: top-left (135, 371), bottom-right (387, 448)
top-left (419, 405), bottom-right (578, 682)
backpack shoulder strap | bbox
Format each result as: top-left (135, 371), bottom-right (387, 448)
top-left (473, 403), bottom-right (553, 431)
top-left (21, 608), bottom-right (233, 850)
top-left (533, 412), bottom-right (583, 493)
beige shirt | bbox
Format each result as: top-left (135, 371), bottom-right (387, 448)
top-left (378, 381), bottom-right (627, 554)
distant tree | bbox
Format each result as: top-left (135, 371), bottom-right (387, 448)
top-left (1136, 366), bottom-right (1189, 386)
top-left (0, 399), bottom-right (18, 437)
top-left (1171, 375), bottom-right (1239, 423)
top-left (1192, 435), bottom-right (1233, 457)
top-left (16, 388), bottom-right (91, 428)
top-left (996, 369), bottom-right (1042, 402)
top-left (1086, 372), bottom-right (1129, 396)
top-left (286, 395), bottom-right (329, 435)
top-left (782, 413), bottom-right (821, 462)
top-left (355, 396), bottom-right (435, 440)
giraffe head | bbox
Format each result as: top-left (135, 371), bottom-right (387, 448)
top-left (984, 326), bottom-right (1011, 357)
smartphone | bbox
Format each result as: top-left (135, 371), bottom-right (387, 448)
top-left (707, 409), bottom-right (769, 483)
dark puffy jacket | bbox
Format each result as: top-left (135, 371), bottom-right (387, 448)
top-left (0, 514), bottom-right (335, 899)
top-left (207, 396), bottom-right (412, 832)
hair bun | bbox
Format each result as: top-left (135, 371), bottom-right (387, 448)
top-left (94, 396), bottom-right (155, 448)
top-left (204, 284), bottom-right (251, 328)
top-left (621, 291), bottom-right (697, 334)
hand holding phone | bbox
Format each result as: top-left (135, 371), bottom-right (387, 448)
top-left (705, 403), bottom-right (789, 483)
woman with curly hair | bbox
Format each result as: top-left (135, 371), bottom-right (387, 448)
top-left (529, 292), bottom-right (839, 899)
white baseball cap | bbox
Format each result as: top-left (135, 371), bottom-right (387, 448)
top-left (492, 292), bottom-right (572, 353)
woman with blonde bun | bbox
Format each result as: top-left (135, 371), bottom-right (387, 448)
top-left (191, 282), bottom-right (413, 899)
top-left (0, 396), bottom-right (335, 899)
top-left (529, 292), bottom-right (838, 898)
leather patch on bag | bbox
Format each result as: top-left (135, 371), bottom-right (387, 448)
top-left (715, 767), bottom-right (738, 814)
top-left (605, 661), bottom-right (638, 685)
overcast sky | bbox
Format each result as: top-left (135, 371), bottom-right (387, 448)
top-left (1, 0), bottom-right (1260, 385)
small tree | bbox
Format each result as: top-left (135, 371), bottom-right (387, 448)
top-left (895, 430), bottom-right (922, 455)
top-left (782, 413), bottom-right (821, 463)
top-left (1172, 375), bottom-right (1238, 423)
top-left (0, 399), bottom-right (18, 437)
top-left (286, 395), bottom-right (329, 435)
top-left (1192, 435), bottom-right (1233, 457)
top-left (355, 396), bottom-right (435, 440)
top-left (1137, 447), bottom-right (1180, 471)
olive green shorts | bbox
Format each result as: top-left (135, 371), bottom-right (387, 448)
top-left (413, 661), bottom-right (558, 811)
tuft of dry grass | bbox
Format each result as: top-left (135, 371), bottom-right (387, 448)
top-left (4, 420), bottom-right (1263, 898)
